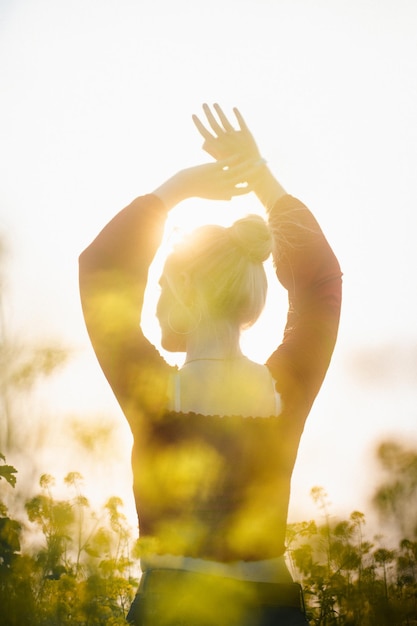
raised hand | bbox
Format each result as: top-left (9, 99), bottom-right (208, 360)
top-left (152, 157), bottom-right (261, 209)
top-left (192, 103), bottom-right (263, 164)
top-left (154, 104), bottom-right (286, 211)
top-left (192, 103), bottom-right (287, 209)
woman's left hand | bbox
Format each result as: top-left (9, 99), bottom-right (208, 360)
top-left (179, 158), bottom-right (259, 200)
top-left (153, 158), bottom-right (260, 209)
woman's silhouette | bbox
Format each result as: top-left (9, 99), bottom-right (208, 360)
top-left (79, 104), bottom-right (342, 625)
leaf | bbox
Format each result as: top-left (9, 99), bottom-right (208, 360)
top-left (7, 345), bottom-right (69, 391)
top-left (0, 463), bottom-right (18, 488)
top-left (84, 544), bottom-right (101, 558)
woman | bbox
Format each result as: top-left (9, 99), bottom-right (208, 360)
top-left (79, 104), bottom-right (342, 625)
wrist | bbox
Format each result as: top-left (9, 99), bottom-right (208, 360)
top-left (253, 164), bottom-right (287, 211)
top-left (152, 171), bottom-right (189, 210)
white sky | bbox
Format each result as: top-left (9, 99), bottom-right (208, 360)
top-left (1, 0), bottom-right (417, 531)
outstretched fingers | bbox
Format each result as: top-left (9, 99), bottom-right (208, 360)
top-left (213, 103), bottom-right (235, 132)
top-left (192, 114), bottom-right (213, 141)
top-left (192, 103), bottom-right (262, 164)
top-left (232, 107), bottom-right (249, 132)
top-left (202, 103), bottom-right (227, 136)
top-left (193, 103), bottom-right (239, 141)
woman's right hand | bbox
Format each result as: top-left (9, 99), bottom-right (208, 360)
top-left (193, 104), bottom-right (287, 209)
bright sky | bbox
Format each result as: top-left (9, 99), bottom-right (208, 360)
top-left (1, 0), bottom-right (417, 531)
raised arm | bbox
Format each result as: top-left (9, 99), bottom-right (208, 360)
top-left (266, 195), bottom-right (342, 422)
top-left (79, 193), bottom-right (171, 419)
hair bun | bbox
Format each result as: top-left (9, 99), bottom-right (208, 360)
top-left (228, 214), bottom-right (272, 263)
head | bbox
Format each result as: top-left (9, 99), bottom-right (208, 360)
top-left (156, 214), bottom-right (272, 352)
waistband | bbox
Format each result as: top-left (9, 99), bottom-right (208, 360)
top-left (141, 553), bottom-right (293, 583)
top-left (140, 567), bottom-right (305, 610)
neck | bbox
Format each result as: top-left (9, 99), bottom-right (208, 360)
top-left (184, 320), bottom-right (243, 363)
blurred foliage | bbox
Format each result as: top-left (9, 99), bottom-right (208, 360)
top-left (0, 232), bottom-right (69, 457)
top-left (372, 440), bottom-right (417, 540)
top-left (0, 458), bottom-right (138, 625)
top-left (286, 444), bottom-right (417, 625)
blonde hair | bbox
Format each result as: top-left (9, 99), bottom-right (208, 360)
top-left (164, 214), bottom-right (272, 329)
